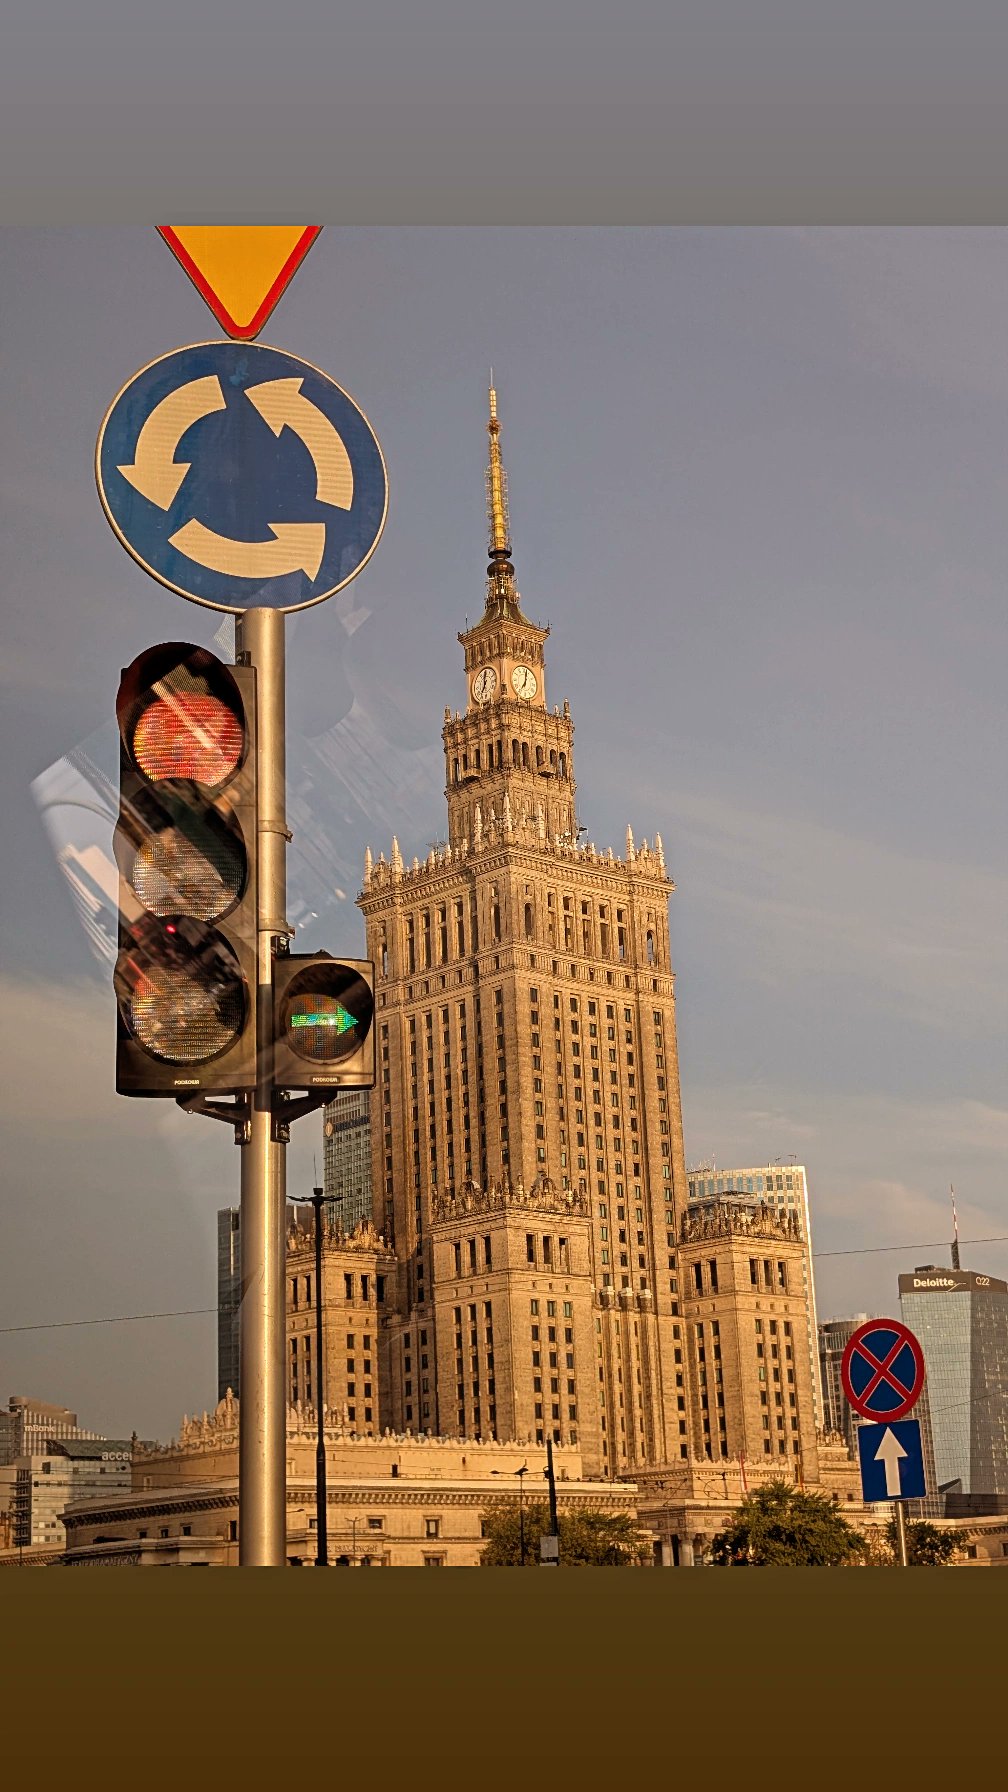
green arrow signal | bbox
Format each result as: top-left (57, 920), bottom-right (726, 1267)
top-left (290, 1005), bottom-right (356, 1033)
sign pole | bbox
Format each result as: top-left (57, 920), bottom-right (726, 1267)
top-left (894, 1499), bottom-right (909, 1568)
top-left (236, 607), bottom-right (289, 1567)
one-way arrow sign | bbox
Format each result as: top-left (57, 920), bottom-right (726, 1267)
top-left (857, 1419), bottom-right (927, 1503)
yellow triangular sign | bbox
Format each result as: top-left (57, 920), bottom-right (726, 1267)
top-left (158, 226), bottom-right (322, 340)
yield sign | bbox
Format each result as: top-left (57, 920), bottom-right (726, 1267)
top-left (841, 1318), bottom-right (925, 1422)
top-left (157, 226), bottom-right (322, 340)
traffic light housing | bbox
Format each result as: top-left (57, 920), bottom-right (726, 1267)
top-left (113, 642), bottom-right (258, 1096)
top-left (272, 954), bottom-right (375, 1095)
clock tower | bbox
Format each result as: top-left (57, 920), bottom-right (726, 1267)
top-left (447, 384), bottom-right (576, 856)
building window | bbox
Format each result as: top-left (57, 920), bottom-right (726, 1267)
top-left (425, 1517), bottom-right (441, 1538)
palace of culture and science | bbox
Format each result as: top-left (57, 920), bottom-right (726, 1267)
top-left (199, 387), bottom-right (860, 1565)
top-left (349, 387), bottom-right (855, 1521)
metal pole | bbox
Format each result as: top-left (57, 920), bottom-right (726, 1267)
top-left (311, 1184), bottom-right (328, 1566)
top-left (894, 1500), bottom-right (909, 1567)
top-left (236, 608), bottom-right (289, 1567)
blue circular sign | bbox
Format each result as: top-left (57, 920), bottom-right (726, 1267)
top-left (96, 342), bottom-right (388, 614)
top-left (841, 1319), bottom-right (925, 1422)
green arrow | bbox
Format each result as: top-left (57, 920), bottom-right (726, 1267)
top-left (290, 1005), bottom-right (356, 1033)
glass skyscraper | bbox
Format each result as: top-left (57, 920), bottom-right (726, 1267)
top-left (217, 1208), bottom-right (241, 1403)
top-left (899, 1265), bottom-right (1008, 1498)
top-left (323, 1090), bottom-right (373, 1233)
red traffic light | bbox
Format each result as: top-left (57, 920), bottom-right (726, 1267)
top-left (134, 692), bottom-right (243, 786)
top-left (117, 644), bottom-right (248, 789)
top-left (114, 643), bottom-right (258, 1097)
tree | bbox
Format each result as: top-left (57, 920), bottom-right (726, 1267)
top-left (479, 1497), bottom-right (645, 1566)
top-left (708, 1480), bottom-right (867, 1566)
top-left (885, 1516), bottom-right (958, 1565)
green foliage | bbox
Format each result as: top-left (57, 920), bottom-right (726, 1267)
top-left (885, 1516), bottom-right (958, 1565)
top-left (708, 1480), bottom-right (867, 1567)
top-left (479, 1497), bottom-right (645, 1566)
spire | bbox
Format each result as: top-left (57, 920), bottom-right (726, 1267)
top-left (484, 378), bottom-right (525, 621)
top-left (363, 845), bottom-right (373, 889)
top-left (487, 378), bottom-right (510, 557)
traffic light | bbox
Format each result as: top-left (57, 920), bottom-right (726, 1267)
top-left (272, 954), bottom-right (375, 1095)
top-left (113, 642), bottom-right (258, 1096)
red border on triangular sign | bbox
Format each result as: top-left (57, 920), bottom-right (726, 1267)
top-left (157, 227), bottom-right (323, 341)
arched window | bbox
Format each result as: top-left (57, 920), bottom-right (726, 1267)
top-left (646, 930), bottom-right (656, 966)
top-left (524, 902), bottom-right (534, 939)
top-left (559, 753), bottom-right (567, 779)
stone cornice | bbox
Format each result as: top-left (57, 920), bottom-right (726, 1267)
top-left (680, 1201), bottom-right (805, 1246)
top-left (430, 1173), bottom-right (590, 1224)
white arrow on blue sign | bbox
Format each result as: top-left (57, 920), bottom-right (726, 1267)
top-left (856, 1419), bottom-right (927, 1502)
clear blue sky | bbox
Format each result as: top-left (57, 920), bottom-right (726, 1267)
top-left (2, 226), bottom-right (1005, 1441)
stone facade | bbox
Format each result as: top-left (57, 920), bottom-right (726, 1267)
top-left (52, 1400), bottom-right (637, 1567)
top-left (677, 1199), bottom-right (819, 1474)
top-left (284, 1216), bottom-right (396, 1435)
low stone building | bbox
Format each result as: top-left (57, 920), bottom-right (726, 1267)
top-left (58, 1396), bottom-right (639, 1567)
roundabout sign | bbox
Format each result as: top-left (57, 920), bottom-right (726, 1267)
top-left (96, 341), bottom-right (388, 613)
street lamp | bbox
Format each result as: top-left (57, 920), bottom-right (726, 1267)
top-left (516, 1462), bottom-right (528, 1565)
top-left (490, 1461), bottom-right (529, 1565)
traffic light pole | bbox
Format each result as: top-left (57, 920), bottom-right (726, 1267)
top-left (235, 607), bottom-right (289, 1567)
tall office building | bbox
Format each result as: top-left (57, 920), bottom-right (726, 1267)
top-left (899, 1265), bottom-right (1008, 1499)
top-left (13, 1437), bottom-right (131, 1551)
top-left (217, 1209), bottom-right (242, 1404)
top-left (818, 1314), bottom-right (870, 1450)
top-left (687, 1164), bottom-right (823, 1425)
top-left (324, 1090), bottom-right (373, 1232)
top-left (0, 1396), bottom-right (100, 1464)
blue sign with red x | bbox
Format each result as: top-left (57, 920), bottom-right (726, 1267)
top-left (841, 1319), bottom-right (926, 1422)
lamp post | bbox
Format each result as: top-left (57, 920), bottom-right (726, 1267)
top-left (306, 1183), bottom-right (328, 1567)
top-left (516, 1462), bottom-right (528, 1565)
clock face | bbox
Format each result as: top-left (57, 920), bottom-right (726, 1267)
top-left (511, 664), bottom-right (538, 700)
top-left (471, 666), bottom-right (498, 704)
top-left (324, 1120), bottom-right (335, 1137)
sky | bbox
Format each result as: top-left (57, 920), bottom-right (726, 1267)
top-left (1, 225), bottom-right (1006, 1443)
